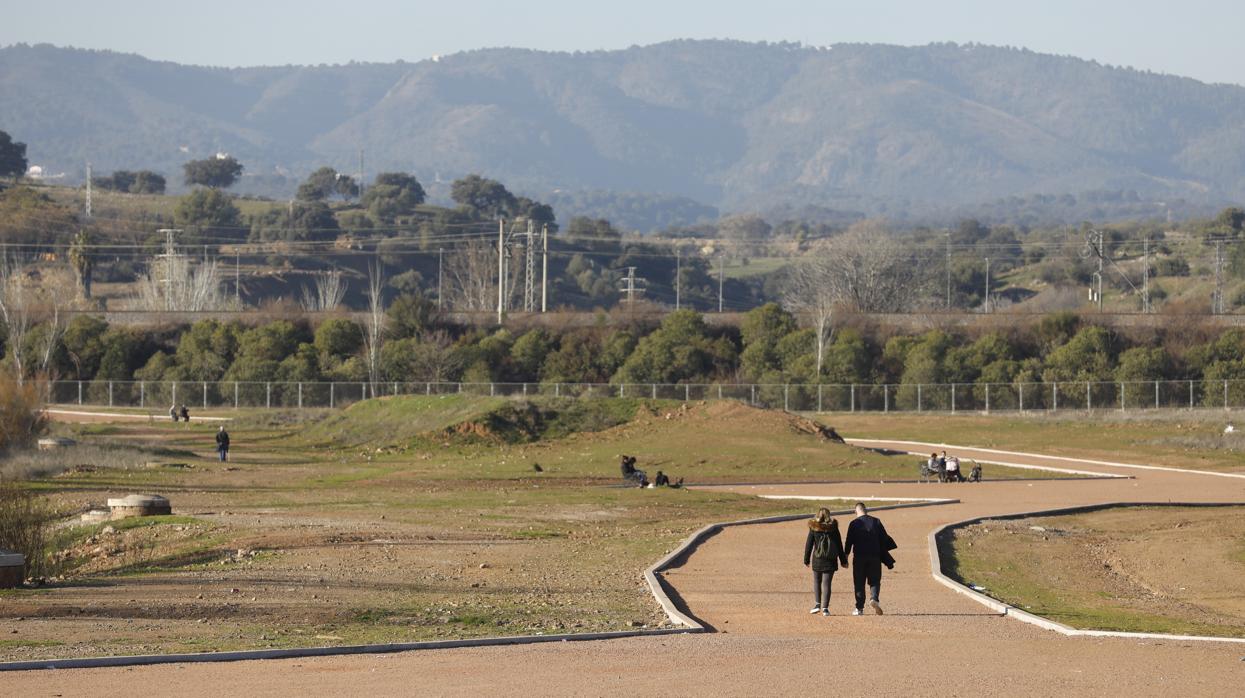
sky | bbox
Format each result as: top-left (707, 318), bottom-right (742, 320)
top-left (4, 0), bottom-right (1245, 86)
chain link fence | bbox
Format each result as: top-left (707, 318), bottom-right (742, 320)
top-left (44, 379), bottom-right (1245, 413)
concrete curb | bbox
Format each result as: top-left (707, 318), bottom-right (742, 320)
top-left (845, 439), bottom-right (1130, 479)
top-left (928, 501), bottom-right (1245, 644)
top-left (850, 438), bottom-right (1245, 480)
top-left (645, 498), bottom-right (961, 628)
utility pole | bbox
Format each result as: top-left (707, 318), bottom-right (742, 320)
top-left (945, 232), bottom-right (951, 309)
top-left (437, 247), bottom-right (443, 310)
top-left (540, 225), bottom-right (548, 313)
top-left (85, 163), bottom-right (93, 219)
top-left (156, 228), bottom-right (182, 311)
top-left (717, 255), bottom-right (724, 313)
top-left (524, 220), bottom-right (536, 312)
top-left (984, 257), bottom-right (991, 313)
top-left (234, 251), bottom-right (240, 308)
top-left (619, 266), bottom-right (645, 308)
top-left (1142, 236), bottom-right (1151, 313)
top-left (675, 247), bottom-right (681, 311)
top-left (1083, 230), bottom-right (1105, 312)
top-left (1214, 239), bottom-right (1225, 315)
top-left (357, 148), bottom-right (365, 199)
top-left (497, 219), bottom-right (505, 324)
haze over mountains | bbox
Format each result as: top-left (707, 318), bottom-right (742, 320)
top-left (4, 39), bottom-right (1245, 222)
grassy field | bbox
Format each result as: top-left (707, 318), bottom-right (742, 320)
top-left (825, 411), bottom-right (1245, 472)
top-left (942, 505), bottom-right (1245, 637)
top-left (4, 397), bottom-right (923, 661)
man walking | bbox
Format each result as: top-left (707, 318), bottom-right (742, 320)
top-left (844, 502), bottom-right (896, 616)
top-left (215, 425), bottom-right (230, 462)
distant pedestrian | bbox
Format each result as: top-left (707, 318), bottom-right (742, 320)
top-left (180, 405), bottom-right (190, 423)
top-left (844, 502), bottom-right (897, 616)
top-left (803, 507), bottom-right (848, 616)
top-left (215, 426), bottom-right (230, 462)
top-left (169, 404), bottom-right (179, 422)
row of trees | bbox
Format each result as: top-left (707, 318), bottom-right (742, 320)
top-left (8, 303), bottom-right (1245, 395)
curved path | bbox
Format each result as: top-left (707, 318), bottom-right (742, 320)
top-left (10, 441), bottom-right (1245, 696)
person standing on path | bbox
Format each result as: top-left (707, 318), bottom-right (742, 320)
top-left (802, 507), bottom-right (848, 616)
top-left (844, 502), bottom-right (896, 616)
top-left (215, 426), bottom-right (230, 462)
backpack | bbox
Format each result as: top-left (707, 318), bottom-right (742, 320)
top-left (812, 531), bottom-right (833, 561)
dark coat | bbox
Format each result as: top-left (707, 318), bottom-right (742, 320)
top-left (803, 519), bottom-right (848, 572)
top-left (215, 430), bottom-right (230, 450)
top-left (845, 514), bottom-right (894, 561)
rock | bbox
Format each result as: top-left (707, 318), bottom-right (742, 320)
top-left (479, 563), bottom-right (489, 569)
top-left (1029, 526), bottom-right (1046, 532)
top-left (101, 525), bottom-right (116, 535)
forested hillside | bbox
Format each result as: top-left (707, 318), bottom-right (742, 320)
top-left (4, 40), bottom-right (1245, 221)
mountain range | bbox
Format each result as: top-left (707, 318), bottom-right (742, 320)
top-left (3, 40), bottom-right (1245, 222)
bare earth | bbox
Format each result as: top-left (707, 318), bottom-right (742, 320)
top-left (9, 441), bottom-right (1245, 696)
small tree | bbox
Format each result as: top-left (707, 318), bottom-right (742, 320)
top-left (183, 156), bottom-right (243, 189)
top-left (362, 264), bottom-right (385, 385)
top-left (0, 130), bottom-right (27, 182)
top-left (68, 229), bottom-right (94, 300)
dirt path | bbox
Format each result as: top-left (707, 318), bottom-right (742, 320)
top-left (9, 440), bottom-right (1245, 695)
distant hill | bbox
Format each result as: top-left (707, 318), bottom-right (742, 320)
top-left (4, 40), bottom-right (1245, 221)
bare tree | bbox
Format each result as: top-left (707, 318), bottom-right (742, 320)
top-left (0, 258), bottom-right (32, 381)
top-left (134, 253), bottom-right (228, 312)
top-left (444, 240), bottom-right (521, 311)
top-left (362, 263), bottom-right (385, 386)
top-left (300, 270), bottom-right (347, 312)
top-left (785, 220), bottom-right (922, 375)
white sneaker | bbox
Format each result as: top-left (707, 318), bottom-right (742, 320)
top-left (852, 608), bottom-right (863, 616)
top-left (871, 600), bottom-right (884, 615)
top-left (821, 609), bottom-right (829, 617)
top-left (809, 607), bottom-right (820, 614)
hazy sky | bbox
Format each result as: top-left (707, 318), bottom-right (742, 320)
top-left (5, 0), bottom-right (1244, 85)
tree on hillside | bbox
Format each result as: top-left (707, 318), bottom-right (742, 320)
top-left (174, 188), bottom-right (244, 244)
top-left (297, 167), bottom-right (358, 202)
top-left (183, 156), bottom-right (243, 189)
top-left (0, 186), bottom-right (78, 249)
top-left (0, 130), bottom-right (27, 182)
top-left (249, 201), bottom-right (339, 243)
top-left (362, 172), bottom-right (426, 222)
top-left (93, 170), bottom-right (166, 194)
top-left (451, 174), bottom-right (515, 219)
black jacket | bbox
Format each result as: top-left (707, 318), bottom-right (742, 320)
top-left (803, 520), bottom-right (848, 572)
top-left (215, 431), bottom-right (230, 449)
top-left (845, 514), bottom-right (895, 560)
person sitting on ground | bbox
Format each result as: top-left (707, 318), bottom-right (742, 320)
top-left (803, 507), bottom-right (848, 617)
top-left (969, 462), bottom-right (982, 483)
top-left (169, 404), bottom-right (179, 422)
top-left (945, 455), bottom-right (962, 482)
top-left (655, 471), bottom-right (670, 487)
top-left (180, 405), bottom-right (190, 423)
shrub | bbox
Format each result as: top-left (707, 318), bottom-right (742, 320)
top-left (0, 478), bottom-right (57, 579)
top-left (0, 370), bottom-right (46, 452)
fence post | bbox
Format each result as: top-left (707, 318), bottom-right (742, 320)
top-left (751, 384), bottom-right (756, 405)
top-left (171, 381), bottom-right (177, 407)
top-left (1154, 380), bottom-right (1159, 409)
top-left (817, 384), bottom-right (823, 413)
top-left (266, 382), bottom-right (271, 409)
top-left (108, 381), bottom-right (113, 407)
top-left (917, 384), bottom-right (922, 413)
top-left (426, 382), bottom-right (432, 396)
top-left (140, 381), bottom-right (145, 408)
top-left (234, 382), bottom-right (239, 409)
top-left (851, 384), bottom-right (856, 413)
top-left (1086, 381), bottom-right (1091, 411)
top-left (784, 384), bottom-right (789, 411)
top-left (490, 383), bottom-right (495, 397)
top-left (1052, 383), bottom-right (1057, 412)
top-left (951, 384), bottom-right (956, 414)
top-left (717, 384), bottom-right (722, 400)
top-left (1018, 383), bottom-right (1023, 412)
top-left (1226, 380), bottom-right (1230, 410)
top-left (1119, 382), bottom-right (1124, 411)
top-left (330, 383), bottom-right (335, 408)
top-left (684, 384), bottom-right (690, 402)
top-left (298, 382), bottom-right (303, 409)
top-left (1189, 380), bottom-right (1194, 409)
top-left (78, 381), bottom-right (83, 405)
top-left (985, 384), bottom-right (990, 413)
top-left (884, 385), bottom-right (889, 413)
top-left (458, 382), bottom-right (463, 394)
top-left (555, 383), bottom-right (560, 398)
top-left (393, 382), bottom-right (398, 396)
top-left (619, 384), bottom-right (625, 398)
top-left (523, 383), bottom-right (528, 397)
top-left (202, 382), bottom-right (208, 409)
top-left (363, 383), bottom-right (367, 401)
top-left (652, 384), bottom-right (657, 400)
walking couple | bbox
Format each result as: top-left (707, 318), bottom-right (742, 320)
top-left (802, 502), bottom-right (897, 616)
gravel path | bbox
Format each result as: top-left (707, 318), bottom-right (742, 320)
top-left (10, 440), bottom-right (1245, 696)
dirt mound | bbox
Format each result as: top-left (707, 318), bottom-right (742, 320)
top-left (603, 400), bottom-right (845, 443)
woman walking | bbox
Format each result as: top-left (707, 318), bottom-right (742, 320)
top-left (802, 507), bottom-right (848, 616)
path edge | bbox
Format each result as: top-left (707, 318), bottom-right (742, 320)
top-left (927, 501), bottom-right (1245, 644)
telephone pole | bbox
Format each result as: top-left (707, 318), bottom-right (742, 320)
top-left (357, 149), bottom-right (365, 198)
top-left (675, 247), bottom-right (681, 310)
top-left (234, 251), bottom-right (240, 308)
top-left (437, 247), bottom-right (444, 310)
top-left (717, 255), bottom-right (724, 313)
top-left (540, 224), bottom-right (548, 313)
top-left (945, 232), bottom-right (951, 309)
top-left (619, 266), bottom-right (645, 308)
top-left (497, 218), bottom-right (505, 324)
top-left (1142, 236), bottom-right (1151, 313)
top-left (85, 163), bottom-right (93, 219)
top-left (984, 257), bottom-right (991, 313)
top-left (523, 220), bottom-right (536, 312)
top-left (1213, 239), bottom-right (1225, 315)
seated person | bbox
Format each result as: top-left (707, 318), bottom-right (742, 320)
top-left (969, 462), bottom-right (983, 483)
top-left (945, 456), bottom-right (962, 482)
top-left (654, 471), bottom-right (670, 487)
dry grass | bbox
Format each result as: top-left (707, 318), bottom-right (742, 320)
top-left (0, 372), bottom-right (47, 452)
